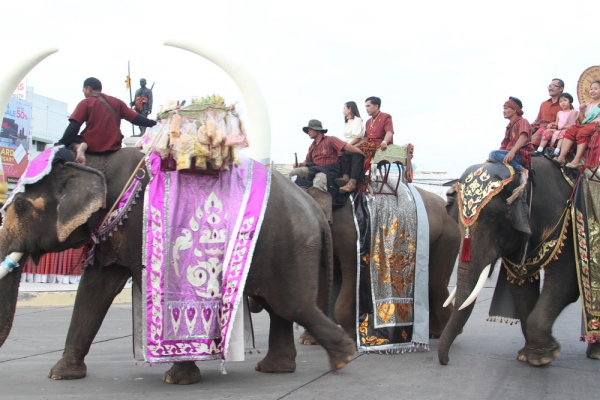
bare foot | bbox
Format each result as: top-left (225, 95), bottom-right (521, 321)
top-left (76, 151), bottom-right (86, 165)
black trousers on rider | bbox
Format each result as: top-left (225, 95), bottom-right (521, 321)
top-left (340, 151), bottom-right (366, 180)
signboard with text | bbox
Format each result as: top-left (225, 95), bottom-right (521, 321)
top-left (1, 98), bottom-right (31, 183)
top-left (11, 80), bottom-right (26, 100)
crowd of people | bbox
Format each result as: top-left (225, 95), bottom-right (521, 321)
top-left (291, 96), bottom-right (393, 196)
top-left (490, 78), bottom-right (600, 177)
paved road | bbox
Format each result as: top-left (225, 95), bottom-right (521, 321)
top-left (1, 283), bottom-right (596, 400)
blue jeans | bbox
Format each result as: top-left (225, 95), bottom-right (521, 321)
top-left (488, 150), bottom-right (523, 171)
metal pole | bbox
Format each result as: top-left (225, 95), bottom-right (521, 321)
top-left (128, 61), bottom-right (134, 137)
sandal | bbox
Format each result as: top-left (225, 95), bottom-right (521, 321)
top-left (565, 161), bottom-right (584, 170)
top-left (552, 158), bottom-right (566, 167)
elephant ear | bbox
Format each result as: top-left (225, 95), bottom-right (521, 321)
top-left (507, 172), bottom-right (531, 235)
top-left (56, 162), bottom-right (107, 242)
top-left (445, 185), bottom-right (459, 223)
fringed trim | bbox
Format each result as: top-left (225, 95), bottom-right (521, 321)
top-left (580, 334), bottom-right (600, 343)
top-left (486, 316), bottom-right (520, 325)
top-left (358, 342), bottom-right (429, 354)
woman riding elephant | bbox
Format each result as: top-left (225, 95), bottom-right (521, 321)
top-left (0, 147), bottom-right (355, 384)
top-left (438, 157), bottom-right (600, 366)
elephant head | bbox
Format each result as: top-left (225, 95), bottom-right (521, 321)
top-left (438, 164), bottom-right (531, 365)
top-left (0, 162), bottom-right (106, 348)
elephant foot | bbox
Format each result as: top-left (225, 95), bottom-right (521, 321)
top-left (255, 353), bottom-right (296, 373)
top-left (326, 334), bottom-right (356, 372)
top-left (429, 332), bottom-right (442, 339)
top-left (298, 330), bottom-right (319, 346)
top-left (48, 357), bottom-right (87, 380)
top-left (586, 342), bottom-right (600, 360)
top-left (520, 341), bottom-right (561, 366)
top-left (162, 361), bottom-right (201, 384)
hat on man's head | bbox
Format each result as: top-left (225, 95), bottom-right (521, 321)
top-left (302, 119), bottom-right (328, 134)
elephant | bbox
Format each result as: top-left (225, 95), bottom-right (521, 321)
top-left (0, 148), bottom-right (356, 384)
top-left (300, 183), bottom-right (462, 344)
top-left (438, 158), bottom-right (600, 366)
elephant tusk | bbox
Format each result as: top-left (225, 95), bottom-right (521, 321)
top-left (458, 264), bottom-right (491, 311)
top-left (0, 252), bottom-right (24, 280)
top-left (443, 286), bottom-right (457, 308)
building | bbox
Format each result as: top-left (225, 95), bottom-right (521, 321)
top-left (25, 86), bottom-right (69, 158)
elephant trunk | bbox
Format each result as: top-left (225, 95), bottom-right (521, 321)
top-left (438, 260), bottom-right (492, 365)
top-left (0, 265), bottom-right (23, 348)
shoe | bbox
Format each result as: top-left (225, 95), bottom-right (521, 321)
top-left (335, 177), bottom-right (349, 187)
top-left (565, 161), bottom-right (584, 170)
top-left (339, 181), bottom-right (356, 193)
top-left (552, 158), bottom-right (566, 167)
top-left (531, 150), bottom-right (543, 157)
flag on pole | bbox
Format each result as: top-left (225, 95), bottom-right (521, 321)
top-left (125, 75), bottom-right (131, 90)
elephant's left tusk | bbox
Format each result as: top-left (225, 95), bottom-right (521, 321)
top-left (458, 264), bottom-right (491, 311)
top-left (0, 252), bottom-right (24, 280)
top-left (443, 287), bottom-right (457, 308)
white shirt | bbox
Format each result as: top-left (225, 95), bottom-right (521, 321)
top-left (343, 117), bottom-right (364, 143)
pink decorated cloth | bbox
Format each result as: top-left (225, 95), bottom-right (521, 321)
top-left (142, 152), bottom-right (270, 363)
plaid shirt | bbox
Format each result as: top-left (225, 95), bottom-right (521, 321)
top-left (305, 135), bottom-right (346, 166)
top-left (501, 116), bottom-right (533, 166)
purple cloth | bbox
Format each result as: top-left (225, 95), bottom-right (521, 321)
top-left (143, 152), bottom-right (269, 363)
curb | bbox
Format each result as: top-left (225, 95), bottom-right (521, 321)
top-left (17, 288), bottom-right (132, 307)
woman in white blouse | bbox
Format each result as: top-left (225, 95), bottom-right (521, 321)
top-left (343, 101), bottom-right (365, 145)
top-left (337, 101), bottom-right (366, 192)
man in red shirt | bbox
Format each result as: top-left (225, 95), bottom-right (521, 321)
top-left (364, 96), bottom-right (394, 150)
top-left (531, 79), bottom-right (570, 145)
top-left (294, 119), bottom-right (364, 195)
top-left (57, 77), bottom-right (156, 164)
top-left (488, 97), bottom-right (532, 178)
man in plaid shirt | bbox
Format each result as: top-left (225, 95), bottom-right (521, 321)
top-left (294, 119), bottom-right (364, 196)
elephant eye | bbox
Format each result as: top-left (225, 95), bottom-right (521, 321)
top-left (485, 214), bottom-right (497, 224)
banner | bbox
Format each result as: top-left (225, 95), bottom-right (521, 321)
top-left (12, 80), bottom-right (26, 100)
top-left (1, 98), bottom-right (32, 183)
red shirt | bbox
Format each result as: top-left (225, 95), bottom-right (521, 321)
top-left (364, 112), bottom-right (394, 145)
top-left (501, 116), bottom-right (533, 165)
top-left (305, 135), bottom-right (346, 166)
top-left (69, 93), bottom-right (138, 153)
top-left (535, 98), bottom-right (563, 125)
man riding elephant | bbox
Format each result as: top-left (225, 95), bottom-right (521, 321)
top-left (292, 119), bottom-right (364, 197)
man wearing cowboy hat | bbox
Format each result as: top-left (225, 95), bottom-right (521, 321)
top-left (293, 119), bottom-right (364, 194)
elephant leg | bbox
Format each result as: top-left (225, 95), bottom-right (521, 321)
top-left (255, 312), bottom-right (297, 373)
top-left (587, 342), bottom-right (600, 360)
top-left (520, 265), bottom-right (579, 366)
top-left (163, 361), bottom-right (201, 384)
top-left (508, 277), bottom-right (541, 362)
top-left (333, 257), bottom-right (357, 343)
top-left (48, 263), bottom-right (131, 380)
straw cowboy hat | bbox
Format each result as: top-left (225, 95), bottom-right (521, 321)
top-left (577, 66), bottom-right (600, 105)
top-left (302, 119), bottom-right (328, 133)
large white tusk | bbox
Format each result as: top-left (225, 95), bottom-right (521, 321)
top-left (163, 39), bottom-right (271, 165)
top-left (443, 286), bottom-right (457, 308)
top-left (0, 252), bottom-right (24, 280)
top-left (0, 46), bottom-right (58, 116)
top-left (458, 264), bottom-right (491, 310)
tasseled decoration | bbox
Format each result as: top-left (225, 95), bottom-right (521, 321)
top-left (460, 227), bottom-right (471, 262)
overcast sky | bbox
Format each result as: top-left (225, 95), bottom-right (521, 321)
top-left (1, 0), bottom-right (597, 177)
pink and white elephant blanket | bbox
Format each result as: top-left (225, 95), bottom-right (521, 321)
top-left (142, 152), bottom-right (270, 363)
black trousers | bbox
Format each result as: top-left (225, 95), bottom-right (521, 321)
top-left (340, 151), bottom-right (366, 180)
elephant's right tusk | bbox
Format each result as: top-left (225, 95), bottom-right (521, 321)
top-left (0, 252), bottom-right (24, 280)
top-left (443, 286), bottom-right (457, 308)
top-left (458, 264), bottom-right (491, 311)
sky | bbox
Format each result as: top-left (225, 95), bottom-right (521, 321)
top-left (1, 0), bottom-right (598, 178)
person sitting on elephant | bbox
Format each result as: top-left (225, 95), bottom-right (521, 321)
top-left (57, 77), bottom-right (157, 165)
top-left (336, 101), bottom-right (366, 193)
top-left (531, 92), bottom-right (578, 158)
top-left (488, 96), bottom-right (532, 178)
top-left (554, 80), bottom-right (600, 169)
top-left (292, 119), bottom-right (364, 195)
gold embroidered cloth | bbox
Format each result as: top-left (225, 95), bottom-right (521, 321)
top-left (573, 177), bottom-right (600, 342)
top-left (457, 163), bottom-right (514, 227)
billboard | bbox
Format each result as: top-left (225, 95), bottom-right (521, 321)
top-left (12, 80), bottom-right (26, 100)
top-left (1, 98), bottom-right (31, 183)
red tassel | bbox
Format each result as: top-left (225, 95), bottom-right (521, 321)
top-left (460, 227), bottom-right (471, 262)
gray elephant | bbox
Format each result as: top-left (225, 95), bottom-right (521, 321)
top-left (438, 158), bottom-right (600, 366)
top-left (0, 148), bottom-right (355, 384)
top-left (300, 184), bottom-right (461, 344)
